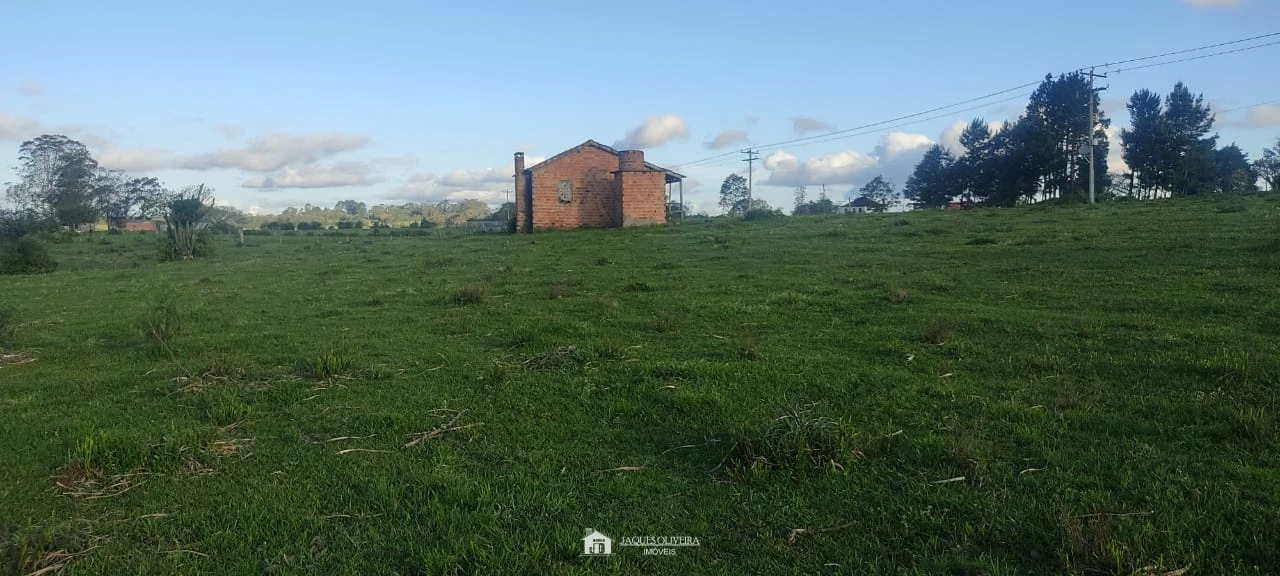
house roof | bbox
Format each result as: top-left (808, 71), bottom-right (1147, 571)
top-left (582, 529), bottom-right (609, 541)
top-left (526, 140), bottom-right (685, 183)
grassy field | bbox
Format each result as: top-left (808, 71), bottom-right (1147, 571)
top-left (1, 196), bottom-right (1278, 575)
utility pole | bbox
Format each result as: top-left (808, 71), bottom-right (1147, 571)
top-left (741, 148), bottom-right (759, 214)
top-left (1084, 68), bottom-right (1108, 204)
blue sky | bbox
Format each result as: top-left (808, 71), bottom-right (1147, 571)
top-left (2, 0), bottom-right (1278, 215)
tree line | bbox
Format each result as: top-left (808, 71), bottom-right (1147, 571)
top-left (902, 75), bottom-right (1279, 208)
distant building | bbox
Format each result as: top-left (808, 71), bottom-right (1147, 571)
top-left (513, 140), bottom-right (684, 232)
top-left (125, 220), bottom-right (158, 232)
top-left (839, 197), bottom-right (881, 214)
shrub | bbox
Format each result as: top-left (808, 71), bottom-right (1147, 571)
top-left (921, 319), bottom-right (952, 345)
top-left (744, 208), bottom-right (782, 221)
top-left (728, 400), bottom-right (847, 471)
top-left (0, 237), bottom-right (58, 275)
top-left (300, 350), bottom-right (354, 380)
top-left (141, 288), bottom-right (182, 351)
top-left (450, 285), bottom-right (486, 306)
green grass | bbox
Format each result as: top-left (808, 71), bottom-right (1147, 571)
top-left (1, 196), bottom-right (1278, 574)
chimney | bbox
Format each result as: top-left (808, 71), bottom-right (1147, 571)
top-left (513, 152), bottom-right (526, 233)
top-left (617, 150), bottom-right (646, 172)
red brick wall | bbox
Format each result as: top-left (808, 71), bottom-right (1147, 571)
top-left (618, 171), bottom-right (667, 227)
top-left (528, 146), bottom-right (621, 230)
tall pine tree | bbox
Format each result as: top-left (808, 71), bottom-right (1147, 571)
top-left (903, 145), bottom-right (958, 209)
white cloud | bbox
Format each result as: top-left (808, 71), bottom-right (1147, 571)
top-left (18, 81), bottom-right (46, 97)
top-left (0, 113), bottom-right (40, 141)
top-left (436, 167), bottom-right (512, 191)
top-left (97, 147), bottom-right (178, 172)
top-left (181, 132), bottom-right (369, 172)
top-left (793, 116), bottom-right (835, 135)
top-left (242, 162), bottom-right (382, 189)
top-left (763, 132), bottom-right (934, 191)
top-left (705, 130), bottom-right (750, 150)
top-left (613, 114), bottom-right (689, 149)
top-left (383, 157), bottom-right (545, 204)
top-left (1184, 0), bottom-right (1239, 7)
top-left (1104, 125), bottom-right (1129, 174)
top-left (1246, 105), bottom-right (1280, 127)
top-left (764, 149), bottom-right (879, 187)
top-left (877, 132), bottom-right (933, 158)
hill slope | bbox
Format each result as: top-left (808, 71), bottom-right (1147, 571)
top-left (1, 196), bottom-right (1278, 574)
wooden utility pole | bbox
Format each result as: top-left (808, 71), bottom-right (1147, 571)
top-left (1085, 68), bottom-right (1108, 204)
top-left (741, 148), bottom-right (759, 213)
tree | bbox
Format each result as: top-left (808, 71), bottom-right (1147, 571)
top-left (1163, 82), bottom-right (1217, 196)
top-left (99, 175), bottom-right (164, 228)
top-left (903, 145), bottom-right (958, 208)
top-left (334, 200), bottom-right (367, 216)
top-left (857, 176), bottom-right (896, 212)
top-left (1023, 73), bottom-right (1110, 201)
top-left (207, 205), bottom-right (249, 243)
top-left (1122, 89), bottom-right (1165, 198)
top-left (5, 135), bottom-right (103, 227)
top-left (792, 186), bottom-right (808, 212)
top-left (1214, 144), bottom-right (1257, 194)
top-left (793, 197), bottom-right (835, 215)
top-left (158, 185), bottom-right (215, 261)
top-left (718, 174), bottom-right (750, 215)
top-left (1255, 138), bottom-right (1280, 192)
top-left (955, 118), bottom-right (994, 204)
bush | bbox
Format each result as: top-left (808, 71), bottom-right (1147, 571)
top-left (744, 208), bottom-right (782, 221)
top-left (141, 288), bottom-right (182, 351)
top-left (450, 285), bottom-right (486, 306)
top-left (0, 237), bottom-right (58, 275)
top-left (157, 230), bottom-right (215, 262)
top-left (728, 400), bottom-right (847, 472)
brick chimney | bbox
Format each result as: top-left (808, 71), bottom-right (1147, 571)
top-left (614, 150), bottom-right (665, 227)
top-left (513, 152), bottom-right (527, 233)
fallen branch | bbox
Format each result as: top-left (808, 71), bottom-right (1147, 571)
top-left (597, 466), bottom-right (644, 473)
top-left (932, 476), bottom-right (967, 484)
top-left (404, 410), bottom-right (484, 447)
top-left (787, 520), bottom-right (857, 545)
top-left (335, 448), bottom-right (393, 455)
top-left (1075, 511), bottom-right (1152, 519)
top-left (325, 434), bottom-right (376, 442)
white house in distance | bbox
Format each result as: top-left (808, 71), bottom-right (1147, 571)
top-left (839, 197), bottom-right (882, 214)
top-left (582, 528), bottom-right (612, 555)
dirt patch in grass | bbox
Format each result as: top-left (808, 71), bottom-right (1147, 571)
top-left (0, 352), bottom-right (36, 368)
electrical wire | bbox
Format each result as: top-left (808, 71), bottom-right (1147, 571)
top-left (1082, 31), bottom-right (1280, 70)
top-left (671, 31), bottom-right (1280, 171)
top-left (1110, 39), bottom-right (1280, 74)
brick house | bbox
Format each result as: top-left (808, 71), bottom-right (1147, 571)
top-left (513, 140), bottom-right (684, 232)
top-left (125, 220), bottom-right (158, 232)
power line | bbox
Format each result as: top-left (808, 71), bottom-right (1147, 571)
top-left (672, 81), bottom-right (1041, 170)
top-left (1111, 39), bottom-right (1280, 74)
top-left (670, 31), bottom-right (1280, 172)
top-left (1083, 31), bottom-right (1280, 70)
top-left (1216, 98), bottom-right (1280, 114)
